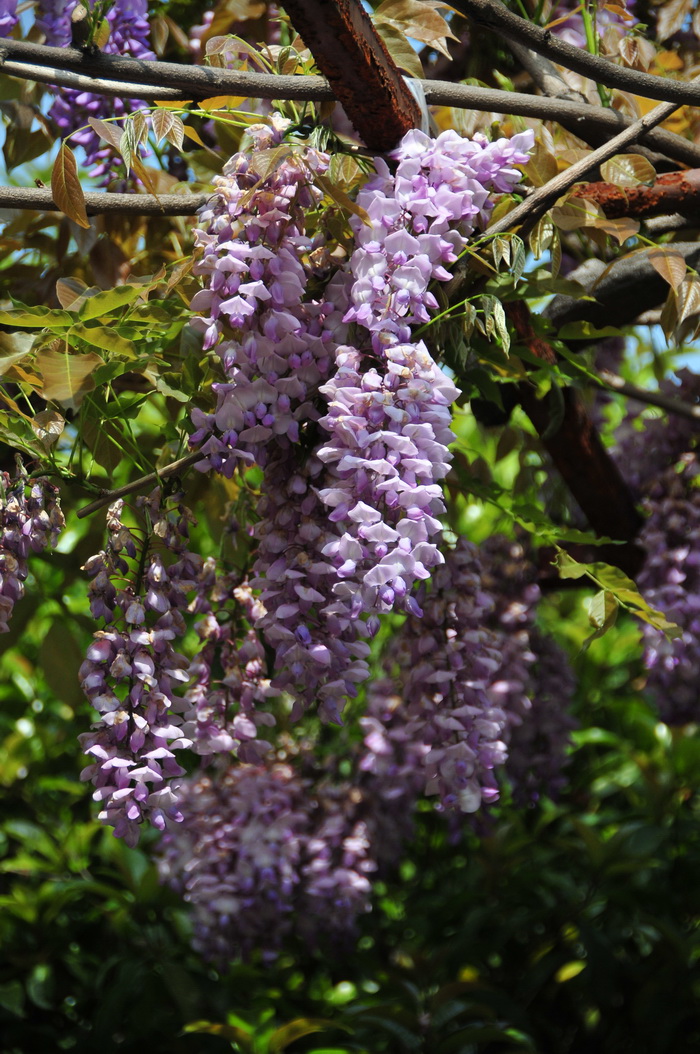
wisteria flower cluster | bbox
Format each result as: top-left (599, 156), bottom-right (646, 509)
top-left (317, 128), bottom-right (533, 623)
top-left (636, 456), bottom-right (700, 725)
top-left (0, 467), bottom-right (64, 634)
top-left (46, 0), bottom-right (155, 182)
top-left (189, 117), bottom-right (533, 722)
top-left (158, 757), bottom-right (379, 962)
top-left (78, 491), bottom-right (209, 846)
top-left (364, 536), bottom-right (577, 812)
top-left (157, 533), bottom-right (578, 961)
top-left (612, 371), bottom-right (700, 723)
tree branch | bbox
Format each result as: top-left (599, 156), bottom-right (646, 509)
top-left (0, 185), bottom-right (208, 214)
top-left (282, 0), bottom-right (421, 151)
top-left (504, 38), bottom-right (670, 168)
top-left (1, 42), bottom-right (700, 168)
top-left (487, 96), bottom-right (685, 239)
top-left (451, 0), bottom-right (700, 106)
top-left (76, 450), bottom-right (202, 518)
top-left (504, 301), bottom-right (643, 573)
top-left (598, 370), bottom-right (700, 421)
top-left (572, 170), bottom-right (700, 219)
top-left (544, 243), bottom-right (700, 333)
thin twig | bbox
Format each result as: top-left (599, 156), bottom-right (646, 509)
top-left (76, 450), bottom-right (202, 518)
top-left (599, 370), bottom-right (700, 421)
top-left (451, 0), bottom-right (700, 105)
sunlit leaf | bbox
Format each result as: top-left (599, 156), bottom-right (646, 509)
top-left (599, 153), bottom-right (656, 186)
top-left (374, 20), bottom-right (424, 77)
top-left (79, 285), bottom-right (145, 321)
top-left (68, 324), bottom-right (137, 358)
top-left (50, 143), bottom-right (90, 229)
top-left (647, 247), bottom-right (687, 292)
top-left (36, 347), bottom-right (104, 407)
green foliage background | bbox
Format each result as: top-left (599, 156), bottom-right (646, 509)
top-left (2, 474), bottom-right (699, 1054)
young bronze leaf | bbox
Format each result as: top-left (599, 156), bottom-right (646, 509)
top-left (165, 114), bottom-right (185, 151)
top-left (36, 347), bottom-right (104, 408)
top-left (31, 409), bottom-right (65, 451)
top-left (152, 108), bottom-right (175, 145)
top-left (51, 143), bottom-right (91, 230)
top-left (87, 116), bottom-right (123, 152)
top-left (647, 248), bottom-right (687, 292)
top-left (599, 153), bottom-right (656, 187)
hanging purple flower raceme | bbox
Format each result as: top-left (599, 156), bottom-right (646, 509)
top-left (181, 577), bottom-right (278, 761)
top-left (316, 128), bottom-right (533, 621)
top-left (636, 455), bottom-right (700, 725)
top-left (48, 0), bottom-right (155, 182)
top-left (188, 116), bottom-right (376, 722)
top-left (613, 368), bottom-right (700, 496)
top-left (611, 369), bottom-right (700, 723)
top-left (251, 446), bottom-right (371, 725)
top-left (361, 536), bottom-right (578, 813)
top-left (0, 467), bottom-right (64, 633)
top-left (78, 491), bottom-right (211, 847)
top-left (157, 756), bottom-right (380, 963)
top-left (369, 540), bottom-right (510, 812)
top-left (189, 114), bottom-right (344, 473)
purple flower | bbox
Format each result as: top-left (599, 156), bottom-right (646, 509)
top-left (48, 0), bottom-right (155, 183)
top-left (0, 469), bottom-right (64, 634)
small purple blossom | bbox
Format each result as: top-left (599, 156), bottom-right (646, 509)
top-left (0, 468), bottom-right (64, 633)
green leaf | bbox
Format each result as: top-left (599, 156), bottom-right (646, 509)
top-left (581, 589), bottom-right (619, 651)
top-left (0, 307), bottom-right (74, 328)
top-left (586, 589), bottom-right (618, 632)
top-left (78, 285), bottom-right (145, 321)
top-left (553, 551), bottom-right (682, 638)
top-left (557, 322), bottom-right (624, 341)
top-left (269, 1018), bottom-right (351, 1052)
top-left (68, 323), bottom-right (137, 358)
top-left (554, 961), bottom-right (587, 983)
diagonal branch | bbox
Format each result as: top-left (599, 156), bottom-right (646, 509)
top-left (487, 96), bottom-right (686, 239)
top-left (281, 0), bottom-right (421, 150)
top-left (451, 0), bottom-right (700, 106)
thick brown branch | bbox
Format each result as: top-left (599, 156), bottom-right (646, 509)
top-left (573, 170), bottom-right (700, 219)
top-left (544, 243), bottom-right (700, 333)
top-left (1, 42), bottom-right (700, 167)
top-left (505, 302), bottom-right (643, 571)
top-left (281, 0), bottom-right (420, 150)
top-left (451, 0), bottom-right (700, 106)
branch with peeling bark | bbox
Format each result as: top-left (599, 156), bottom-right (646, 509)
top-left (573, 170), bottom-right (700, 220)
